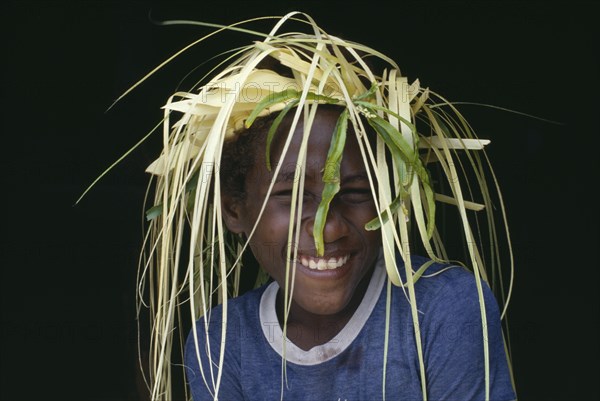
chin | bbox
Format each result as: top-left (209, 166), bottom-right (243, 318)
top-left (301, 294), bottom-right (353, 317)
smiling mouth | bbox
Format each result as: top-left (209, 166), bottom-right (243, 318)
top-left (299, 254), bottom-right (350, 270)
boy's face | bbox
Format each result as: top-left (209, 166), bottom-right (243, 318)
top-left (224, 107), bottom-right (381, 317)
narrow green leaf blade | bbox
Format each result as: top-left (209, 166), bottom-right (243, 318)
top-left (313, 109), bottom-right (348, 256)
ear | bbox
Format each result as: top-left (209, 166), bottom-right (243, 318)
top-left (221, 194), bottom-right (246, 234)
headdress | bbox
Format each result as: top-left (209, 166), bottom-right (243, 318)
top-left (97, 12), bottom-right (513, 400)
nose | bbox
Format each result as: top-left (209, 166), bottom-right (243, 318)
top-left (305, 207), bottom-right (350, 244)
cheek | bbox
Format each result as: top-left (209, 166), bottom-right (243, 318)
top-left (343, 203), bottom-right (381, 246)
top-left (339, 200), bottom-right (377, 225)
top-left (247, 206), bottom-right (294, 259)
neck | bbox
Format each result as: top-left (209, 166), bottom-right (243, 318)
top-left (275, 267), bottom-right (374, 351)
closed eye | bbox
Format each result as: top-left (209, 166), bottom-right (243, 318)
top-left (272, 188), bottom-right (372, 204)
top-left (271, 189), bottom-right (316, 204)
top-left (337, 188), bottom-right (373, 204)
top-left (271, 189), bottom-right (294, 203)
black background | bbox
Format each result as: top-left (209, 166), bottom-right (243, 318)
top-left (2, 1), bottom-right (598, 400)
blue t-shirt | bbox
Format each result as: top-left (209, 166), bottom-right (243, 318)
top-left (185, 255), bottom-right (516, 401)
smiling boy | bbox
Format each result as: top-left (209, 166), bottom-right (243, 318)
top-left (133, 12), bottom-right (517, 401)
top-left (221, 107), bottom-right (380, 349)
top-left (184, 106), bottom-right (515, 400)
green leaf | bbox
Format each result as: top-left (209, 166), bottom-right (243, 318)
top-left (145, 170), bottom-right (200, 221)
top-left (353, 82), bottom-right (379, 101)
top-left (367, 115), bottom-right (436, 238)
top-left (365, 193), bottom-right (402, 231)
top-left (245, 88), bottom-right (339, 129)
top-left (146, 204), bottom-right (163, 221)
top-left (367, 115), bottom-right (417, 162)
top-left (407, 259), bottom-right (437, 286)
top-left (245, 88), bottom-right (301, 128)
top-left (313, 109), bottom-right (348, 256)
top-left (355, 101), bottom-right (418, 134)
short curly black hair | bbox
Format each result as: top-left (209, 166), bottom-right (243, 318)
top-left (219, 55), bottom-right (296, 200)
top-left (219, 113), bottom-right (277, 200)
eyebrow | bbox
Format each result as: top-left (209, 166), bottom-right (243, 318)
top-left (274, 170), bottom-right (300, 183)
top-left (340, 172), bottom-right (370, 184)
top-left (273, 171), bottom-right (370, 184)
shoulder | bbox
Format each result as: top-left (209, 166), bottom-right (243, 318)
top-left (395, 254), bottom-right (501, 319)
top-left (205, 284), bottom-right (267, 320)
top-left (397, 254), bottom-right (477, 290)
top-left (184, 283), bottom-right (271, 392)
top-left (394, 256), bottom-right (516, 399)
top-left (184, 283), bottom-right (270, 368)
top-left (187, 283), bottom-right (269, 340)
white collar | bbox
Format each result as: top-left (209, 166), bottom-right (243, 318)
top-left (259, 254), bottom-right (386, 366)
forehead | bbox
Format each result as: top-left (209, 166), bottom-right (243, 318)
top-left (264, 107), bottom-right (369, 178)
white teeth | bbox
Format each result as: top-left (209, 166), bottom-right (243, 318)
top-left (300, 255), bottom-right (350, 271)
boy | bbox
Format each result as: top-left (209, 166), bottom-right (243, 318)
top-left (184, 106), bottom-right (515, 400)
top-left (134, 12), bottom-right (516, 400)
